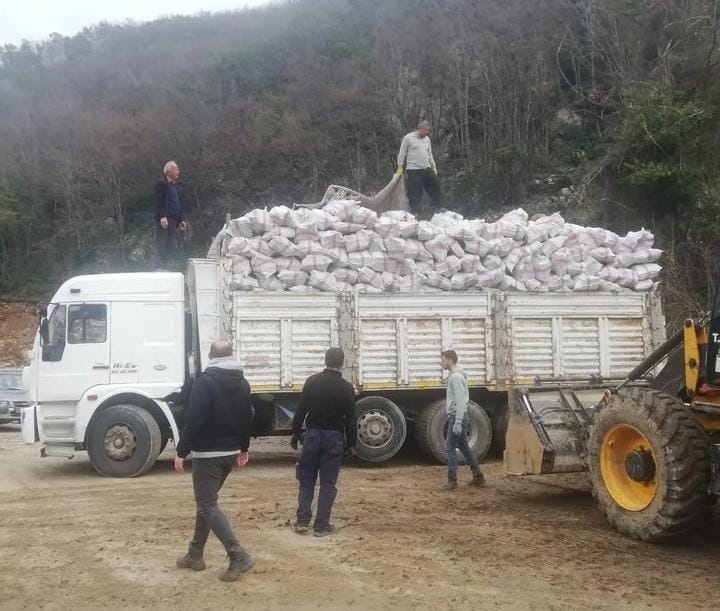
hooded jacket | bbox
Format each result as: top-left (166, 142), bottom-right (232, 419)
top-left (446, 368), bottom-right (469, 424)
top-left (175, 358), bottom-right (253, 458)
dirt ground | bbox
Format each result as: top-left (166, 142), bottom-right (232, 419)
top-left (0, 302), bottom-right (36, 367)
top-left (1, 427), bottom-right (719, 611)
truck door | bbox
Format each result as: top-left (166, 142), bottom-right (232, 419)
top-left (109, 300), bottom-right (184, 388)
top-left (37, 303), bottom-right (111, 404)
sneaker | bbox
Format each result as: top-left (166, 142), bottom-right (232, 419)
top-left (313, 524), bottom-right (336, 537)
top-left (442, 480), bottom-right (458, 491)
top-left (219, 550), bottom-right (255, 582)
top-left (176, 553), bottom-right (206, 571)
top-left (469, 473), bottom-right (486, 488)
top-left (293, 522), bottom-right (310, 534)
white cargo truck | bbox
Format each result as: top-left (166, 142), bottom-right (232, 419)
top-left (20, 259), bottom-right (666, 477)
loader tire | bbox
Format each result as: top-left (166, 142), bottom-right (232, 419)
top-left (414, 399), bottom-right (492, 465)
top-left (588, 388), bottom-right (709, 542)
top-left (87, 405), bottom-right (162, 478)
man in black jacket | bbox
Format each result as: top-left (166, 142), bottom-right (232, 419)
top-left (153, 160), bottom-right (187, 268)
top-left (174, 339), bottom-right (254, 582)
top-left (291, 347), bottom-right (357, 537)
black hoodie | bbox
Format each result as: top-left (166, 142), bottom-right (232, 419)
top-left (176, 365), bottom-right (253, 458)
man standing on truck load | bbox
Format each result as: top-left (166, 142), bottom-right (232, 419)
top-left (291, 347), bottom-right (357, 537)
top-left (154, 160), bottom-right (187, 268)
top-left (174, 339), bottom-right (255, 582)
top-left (441, 350), bottom-right (485, 490)
top-left (395, 120), bottom-right (443, 213)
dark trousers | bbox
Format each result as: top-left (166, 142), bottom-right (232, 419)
top-left (153, 219), bottom-right (179, 267)
top-left (296, 429), bottom-right (345, 530)
top-left (406, 168), bottom-right (443, 212)
top-left (189, 455), bottom-right (245, 557)
top-left (446, 415), bottom-right (482, 482)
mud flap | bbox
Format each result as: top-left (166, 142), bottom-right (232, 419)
top-left (20, 406), bottom-right (38, 444)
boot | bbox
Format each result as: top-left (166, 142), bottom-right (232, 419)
top-left (313, 524), bottom-right (336, 538)
top-left (468, 472), bottom-right (486, 487)
top-left (176, 551), bottom-right (206, 571)
top-left (442, 479), bottom-right (458, 491)
top-left (219, 549), bottom-right (255, 582)
top-left (292, 522), bottom-right (310, 534)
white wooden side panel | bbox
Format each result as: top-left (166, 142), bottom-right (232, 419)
top-left (512, 318), bottom-right (554, 377)
top-left (608, 318), bottom-right (646, 377)
top-left (195, 277), bottom-right (666, 389)
top-left (406, 319), bottom-right (443, 383)
top-left (292, 320), bottom-right (334, 383)
top-left (357, 293), bottom-right (492, 387)
top-left (358, 319), bottom-right (398, 385)
top-left (507, 293), bottom-right (658, 381)
top-left (452, 319), bottom-right (487, 382)
top-left (235, 320), bottom-right (282, 387)
top-left (561, 318), bottom-right (600, 376)
top-left (232, 292), bottom-right (338, 389)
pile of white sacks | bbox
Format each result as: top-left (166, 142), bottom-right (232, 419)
top-left (209, 201), bottom-right (662, 294)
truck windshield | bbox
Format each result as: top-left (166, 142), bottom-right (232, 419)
top-left (43, 305), bottom-right (66, 361)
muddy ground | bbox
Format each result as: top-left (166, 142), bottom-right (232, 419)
top-left (1, 427), bottom-right (719, 610)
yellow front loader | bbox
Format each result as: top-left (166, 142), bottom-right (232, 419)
top-left (505, 299), bottom-right (720, 542)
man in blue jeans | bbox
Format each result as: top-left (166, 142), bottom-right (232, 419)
top-left (441, 349), bottom-right (485, 490)
top-left (291, 347), bottom-right (357, 536)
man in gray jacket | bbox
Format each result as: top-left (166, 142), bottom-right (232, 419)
top-left (441, 349), bottom-right (485, 490)
top-left (395, 120), bottom-right (443, 213)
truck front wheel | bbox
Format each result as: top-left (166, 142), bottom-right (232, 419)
top-left (415, 399), bottom-right (492, 464)
top-left (86, 405), bottom-right (162, 477)
top-left (354, 396), bottom-right (407, 463)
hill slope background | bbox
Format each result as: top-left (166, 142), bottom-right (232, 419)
top-left (1, 0), bottom-right (720, 323)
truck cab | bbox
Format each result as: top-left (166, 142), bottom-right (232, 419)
top-left (22, 273), bottom-right (186, 476)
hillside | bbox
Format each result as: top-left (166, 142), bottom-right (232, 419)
top-left (1, 0), bottom-right (720, 323)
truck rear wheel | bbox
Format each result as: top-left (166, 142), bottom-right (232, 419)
top-left (588, 388), bottom-right (709, 542)
top-left (415, 399), bottom-right (492, 464)
top-left (86, 405), bottom-right (162, 478)
top-left (355, 396), bottom-right (406, 463)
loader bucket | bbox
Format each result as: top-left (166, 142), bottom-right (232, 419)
top-left (503, 385), bottom-right (611, 475)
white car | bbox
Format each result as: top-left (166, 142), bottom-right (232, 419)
top-left (0, 369), bottom-right (31, 425)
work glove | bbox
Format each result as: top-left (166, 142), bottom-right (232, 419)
top-left (432, 165), bottom-right (438, 176)
top-left (395, 165), bottom-right (404, 177)
top-left (452, 421), bottom-right (463, 437)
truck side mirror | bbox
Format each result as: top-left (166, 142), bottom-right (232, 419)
top-left (39, 318), bottom-right (49, 345)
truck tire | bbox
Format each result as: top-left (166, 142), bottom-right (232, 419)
top-left (86, 404), bottom-right (162, 478)
top-left (415, 399), bottom-right (492, 464)
top-left (355, 396), bottom-right (406, 463)
top-left (588, 388), bottom-right (710, 542)
top-left (486, 404), bottom-right (509, 455)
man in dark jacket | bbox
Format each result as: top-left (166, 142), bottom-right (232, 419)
top-left (291, 347), bottom-right (357, 537)
top-left (174, 339), bottom-right (254, 582)
top-left (153, 160), bottom-right (187, 268)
